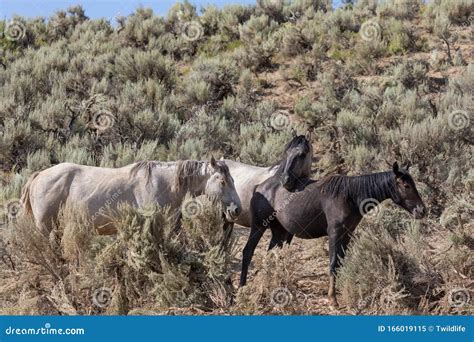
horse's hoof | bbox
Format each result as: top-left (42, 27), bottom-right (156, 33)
top-left (328, 297), bottom-right (339, 309)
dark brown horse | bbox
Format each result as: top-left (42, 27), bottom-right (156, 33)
top-left (240, 162), bottom-right (426, 307)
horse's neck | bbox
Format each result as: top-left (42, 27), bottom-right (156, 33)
top-left (225, 159), bottom-right (273, 184)
top-left (176, 162), bottom-right (210, 196)
top-left (349, 172), bottom-right (395, 205)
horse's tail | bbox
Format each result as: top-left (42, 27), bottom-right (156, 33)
top-left (20, 171), bottom-right (40, 215)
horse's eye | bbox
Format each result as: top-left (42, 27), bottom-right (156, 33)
top-left (220, 179), bottom-right (226, 186)
top-left (403, 183), bottom-right (410, 189)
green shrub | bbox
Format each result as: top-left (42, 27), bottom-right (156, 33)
top-left (114, 49), bottom-right (177, 87)
top-left (383, 18), bottom-right (415, 54)
top-left (238, 14), bottom-right (279, 70)
top-left (377, 0), bottom-right (421, 20)
top-left (424, 0), bottom-right (473, 25)
top-left (184, 56), bottom-right (239, 105)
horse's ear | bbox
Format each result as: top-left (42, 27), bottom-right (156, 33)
top-left (393, 162), bottom-right (402, 178)
top-left (210, 156), bottom-right (217, 168)
top-left (291, 127), bottom-right (297, 137)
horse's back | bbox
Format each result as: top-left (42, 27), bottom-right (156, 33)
top-left (32, 162), bottom-right (132, 196)
top-left (26, 162), bottom-right (137, 231)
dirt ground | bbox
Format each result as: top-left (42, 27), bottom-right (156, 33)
top-left (230, 225), bottom-right (350, 315)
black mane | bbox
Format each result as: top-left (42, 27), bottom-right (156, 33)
top-left (318, 171), bottom-right (402, 205)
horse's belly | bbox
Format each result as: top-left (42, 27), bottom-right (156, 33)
top-left (294, 227), bottom-right (328, 239)
top-left (280, 214), bottom-right (328, 239)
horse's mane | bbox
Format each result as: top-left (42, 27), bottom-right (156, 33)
top-left (130, 161), bottom-right (160, 184)
top-left (213, 160), bottom-right (231, 179)
top-left (174, 160), bottom-right (206, 192)
top-left (318, 171), bottom-right (399, 204)
top-left (273, 135), bottom-right (312, 174)
top-left (129, 160), bottom-right (232, 192)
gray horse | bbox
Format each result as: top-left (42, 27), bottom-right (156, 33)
top-left (21, 157), bottom-right (242, 234)
top-left (225, 135), bottom-right (313, 228)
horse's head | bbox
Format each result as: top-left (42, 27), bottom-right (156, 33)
top-left (205, 157), bottom-right (242, 222)
top-left (391, 162), bottom-right (426, 219)
top-left (279, 134), bottom-right (313, 190)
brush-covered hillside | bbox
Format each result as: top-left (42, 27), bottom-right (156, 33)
top-left (0, 0), bottom-right (472, 315)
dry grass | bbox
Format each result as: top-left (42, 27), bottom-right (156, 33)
top-left (336, 209), bottom-right (473, 315)
top-left (0, 203), bottom-right (472, 315)
top-left (0, 195), bottom-right (237, 315)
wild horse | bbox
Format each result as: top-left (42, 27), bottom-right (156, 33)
top-left (21, 157), bottom-right (242, 235)
top-left (240, 162), bottom-right (426, 307)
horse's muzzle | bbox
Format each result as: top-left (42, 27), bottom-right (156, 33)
top-left (412, 205), bottom-right (426, 219)
top-left (225, 204), bottom-right (241, 221)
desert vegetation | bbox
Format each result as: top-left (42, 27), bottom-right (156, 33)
top-left (0, 0), bottom-right (472, 315)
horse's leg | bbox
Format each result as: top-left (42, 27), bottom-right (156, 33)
top-left (222, 221), bottom-right (235, 289)
top-left (239, 223), bottom-right (265, 287)
top-left (328, 225), bottom-right (351, 308)
top-left (222, 221), bottom-right (234, 249)
top-left (268, 226), bottom-right (286, 250)
top-left (327, 228), bottom-right (340, 308)
top-left (285, 233), bottom-right (294, 245)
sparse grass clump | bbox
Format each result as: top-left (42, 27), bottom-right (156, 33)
top-left (235, 245), bottom-right (307, 315)
top-left (338, 209), bottom-right (473, 314)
